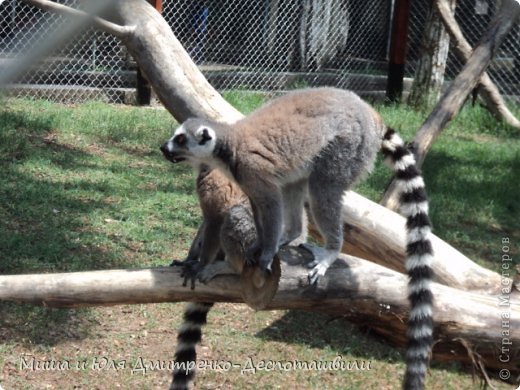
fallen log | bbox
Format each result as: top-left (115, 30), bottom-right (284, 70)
top-left (317, 191), bottom-right (510, 294)
top-left (0, 247), bottom-right (518, 376)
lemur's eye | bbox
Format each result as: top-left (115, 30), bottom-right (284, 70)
top-left (199, 128), bottom-right (212, 145)
top-left (174, 134), bottom-right (187, 146)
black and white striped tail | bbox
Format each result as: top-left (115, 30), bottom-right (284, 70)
top-left (171, 302), bottom-right (214, 390)
top-left (381, 128), bottom-right (434, 390)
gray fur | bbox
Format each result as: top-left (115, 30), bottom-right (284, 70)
top-left (167, 166), bottom-right (307, 390)
top-left (162, 88), bottom-right (385, 283)
top-left (162, 88), bottom-right (434, 390)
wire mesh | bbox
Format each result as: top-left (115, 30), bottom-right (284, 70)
top-left (0, 0), bottom-right (131, 103)
top-left (408, 0), bottom-right (520, 104)
top-left (0, 0), bottom-right (519, 105)
top-left (163, 0), bottom-right (391, 98)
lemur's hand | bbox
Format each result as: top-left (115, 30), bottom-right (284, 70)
top-left (171, 259), bottom-right (204, 290)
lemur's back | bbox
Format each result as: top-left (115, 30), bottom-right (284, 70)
top-left (233, 88), bottom-right (385, 180)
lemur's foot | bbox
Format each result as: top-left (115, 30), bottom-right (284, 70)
top-left (258, 255), bottom-right (274, 274)
top-left (245, 241), bottom-right (262, 267)
top-left (299, 244), bottom-right (338, 285)
top-left (174, 259), bottom-right (204, 290)
top-left (198, 261), bottom-right (239, 283)
top-left (307, 261), bottom-right (329, 285)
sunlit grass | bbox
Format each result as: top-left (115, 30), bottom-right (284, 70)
top-left (0, 95), bottom-right (517, 389)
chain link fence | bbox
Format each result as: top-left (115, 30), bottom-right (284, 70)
top-left (408, 0), bottom-right (520, 103)
top-left (0, 0), bottom-right (130, 103)
top-left (164, 0), bottom-right (391, 98)
top-left (0, 0), bottom-right (519, 105)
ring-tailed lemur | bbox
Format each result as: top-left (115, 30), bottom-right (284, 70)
top-left (161, 88), bottom-right (434, 390)
top-left (166, 166), bottom-right (306, 390)
top-left (171, 165), bottom-right (250, 286)
top-left (168, 167), bottom-right (252, 390)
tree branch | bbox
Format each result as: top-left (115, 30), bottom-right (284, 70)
top-left (21, 0), bottom-right (134, 38)
top-left (1, 248), bottom-right (518, 376)
top-left (435, 0), bottom-right (520, 129)
top-left (381, 0), bottom-right (520, 209)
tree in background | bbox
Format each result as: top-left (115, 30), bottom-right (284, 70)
top-left (298, 0), bottom-right (349, 70)
top-left (407, 0), bottom-right (456, 108)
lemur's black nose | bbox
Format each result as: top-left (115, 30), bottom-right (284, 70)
top-left (160, 142), bottom-right (170, 156)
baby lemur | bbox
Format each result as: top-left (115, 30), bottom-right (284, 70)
top-left (173, 165), bottom-right (250, 286)
top-left (161, 88), bottom-right (434, 390)
top-left (167, 166), bottom-right (305, 390)
top-left (168, 167), bottom-right (252, 390)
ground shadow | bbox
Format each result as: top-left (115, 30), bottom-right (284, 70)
top-left (0, 109), bottom-right (129, 346)
top-left (257, 310), bottom-right (475, 378)
top-left (423, 148), bottom-right (519, 265)
top-left (256, 310), bottom-right (401, 362)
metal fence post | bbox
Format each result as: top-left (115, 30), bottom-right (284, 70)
top-left (386, 0), bottom-right (412, 103)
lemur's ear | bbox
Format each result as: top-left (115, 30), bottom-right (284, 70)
top-left (198, 127), bottom-right (213, 145)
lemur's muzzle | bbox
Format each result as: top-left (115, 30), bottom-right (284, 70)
top-left (160, 142), bottom-right (186, 163)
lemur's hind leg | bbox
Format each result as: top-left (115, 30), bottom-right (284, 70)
top-left (175, 218), bottom-right (223, 289)
top-left (199, 204), bottom-right (257, 283)
top-left (306, 176), bottom-right (346, 284)
top-left (279, 179), bottom-right (307, 247)
top-left (198, 261), bottom-right (240, 283)
top-left (245, 182), bottom-right (283, 273)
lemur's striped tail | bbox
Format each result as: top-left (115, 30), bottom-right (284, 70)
top-left (170, 302), bottom-right (214, 390)
top-left (381, 128), bottom-right (434, 390)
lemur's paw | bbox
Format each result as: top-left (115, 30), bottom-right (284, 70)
top-left (198, 262), bottom-right (239, 284)
top-left (245, 241), bottom-right (262, 267)
top-left (245, 258), bottom-right (257, 268)
top-left (307, 262), bottom-right (328, 285)
top-left (197, 267), bottom-right (218, 284)
top-left (178, 259), bottom-right (204, 290)
top-left (258, 255), bottom-right (273, 275)
top-left (306, 258), bottom-right (320, 268)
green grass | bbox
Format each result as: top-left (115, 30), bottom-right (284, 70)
top-left (0, 93), bottom-right (518, 389)
top-left (372, 103), bottom-right (520, 269)
top-left (0, 99), bottom-right (198, 273)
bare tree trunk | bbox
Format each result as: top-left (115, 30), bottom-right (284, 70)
top-left (327, 192), bottom-right (508, 294)
top-left (299, 0), bottom-right (349, 70)
top-left (1, 248), bottom-right (518, 376)
top-left (381, 0), bottom-right (520, 210)
top-left (434, 0), bottom-right (520, 129)
top-left (407, 0), bottom-right (455, 108)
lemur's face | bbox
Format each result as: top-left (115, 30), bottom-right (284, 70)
top-left (160, 118), bottom-right (216, 165)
